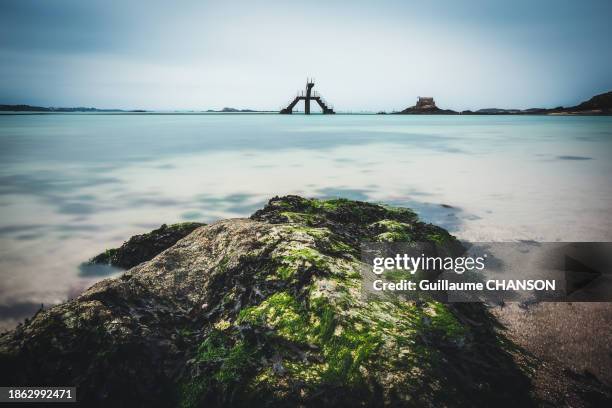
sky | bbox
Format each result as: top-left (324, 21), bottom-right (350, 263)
top-left (1, 0), bottom-right (611, 111)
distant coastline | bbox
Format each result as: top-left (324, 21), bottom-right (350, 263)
top-left (0, 105), bottom-right (273, 114)
top-left (0, 105), bottom-right (145, 113)
top-left (392, 90), bottom-right (612, 115)
top-left (2, 90), bottom-right (610, 115)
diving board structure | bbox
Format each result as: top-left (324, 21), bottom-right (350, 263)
top-left (280, 79), bottom-right (335, 114)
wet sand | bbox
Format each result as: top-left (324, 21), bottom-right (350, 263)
top-left (493, 302), bottom-right (612, 404)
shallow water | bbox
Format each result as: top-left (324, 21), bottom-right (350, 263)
top-left (1, 113), bottom-right (611, 328)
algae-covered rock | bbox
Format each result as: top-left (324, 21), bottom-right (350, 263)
top-left (87, 222), bottom-right (205, 269)
top-left (0, 196), bottom-right (534, 407)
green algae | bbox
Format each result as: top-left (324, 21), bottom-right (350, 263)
top-left (375, 231), bottom-right (412, 242)
top-left (426, 231), bottom-right (450, 244)
top-left (279, 211), bottom-right (320, 225)
top-left (179, 379), bottom-right (209, 408)
top-left (370, 219), bottom-right (413, 242)
top-left (424, 302), bottom-right (467, 339)
top-left (283, 225), bottom-right (357, 257)
top-left (283, 224), bottom-right (329, 239)
top-left (238, 292), bottom-right (311, 343)
top-left (271, 246), bottom-right (327, 281)
top-left (237, 291), bottom-right (383, 387)
top-left (323, 317), bottom-right (380, 384)
top-left (217, 255), bottom-right (230, 273)
top-left (372, 219), bottom-right (411, 231)
top-left (197, 330), bottom-right (259, 383)
top-left (286, 247), bottom-right (326, 267)
top-left (316, 305), bottom-right (336, 343)
top-left (267, 227), bottom-right (359, 282)
top-left (380, 204), bottom-right (418, 219)
top-left (383, 268), bottom-right (415, 282)
top-left (180, 329), bottom-right (261, 407)
top-left (280, 197), bottom-right (415, 223)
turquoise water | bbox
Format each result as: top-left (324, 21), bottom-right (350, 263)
top-left (1, 113), bottom-right (611, 327)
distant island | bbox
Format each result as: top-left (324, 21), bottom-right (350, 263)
top-left (394, 91), bottom-right (612, 115)
top-left (207, 107), bottom-right (259, 113)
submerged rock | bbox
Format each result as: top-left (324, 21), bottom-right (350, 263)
top-left (1, 196), bottom-right (537, 407)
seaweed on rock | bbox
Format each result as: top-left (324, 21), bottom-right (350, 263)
top-left (1, 196), bottom-right (536, 407)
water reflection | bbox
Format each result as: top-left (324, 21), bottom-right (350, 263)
top-left (78, 263), bottom-right (124, 278)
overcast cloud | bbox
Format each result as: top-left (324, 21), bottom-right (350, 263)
top-left (1, 0), bottom-right (611, 111)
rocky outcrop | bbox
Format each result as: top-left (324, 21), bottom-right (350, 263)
top-left (87, 222), bottom-right (205, 269)
top-left (398, 105), bottom-right (459, 114)
top-left (396, 97), bottom-right (458, 115)
top-left (219, 108), bottom-right (257, 113)
top-left (0, 196), bottom-right (558, 407)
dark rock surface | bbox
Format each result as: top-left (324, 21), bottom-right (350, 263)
top-left (1, 196), bottom-right (608, 407)
top-left (398, 105), bottom-right (459, 114)
top-left (87, 222), bottom-right (205, 270)
top-left (395, 98), bottom-right (458, 115)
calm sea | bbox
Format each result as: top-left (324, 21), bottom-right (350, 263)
top-left (1, 113), bottom-right (611, 328)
